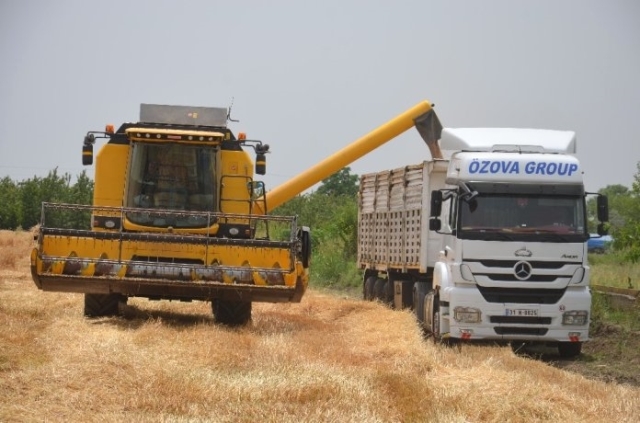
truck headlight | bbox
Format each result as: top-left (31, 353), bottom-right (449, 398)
top-left (569, 267), bottom-right (585, 284)
top-left (562, 310), bottom-right (589, 325)
top-left (460, 264), bottom-right (475, 282)
top-left (454, 306), bottom-right (482, 323)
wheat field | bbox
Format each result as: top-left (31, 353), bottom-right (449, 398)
top-left (1, 231), bottom-right (639, 422)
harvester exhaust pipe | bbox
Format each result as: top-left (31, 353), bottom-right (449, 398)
top-left (262, 101), bottom-right (442, 211)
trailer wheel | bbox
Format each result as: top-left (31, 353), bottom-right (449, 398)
top-left (413, 282), bottom-right (428, 324)
top-left (84, 293), bottom-right (126, 318)
top-left (364, 276), bottom-right (377, 301)
top-left (373, 278), bottom-right (387, 303)
top-left (558, 342), bottom-right (582, 358)
top-left (212, 299), bottom-right (252, 326)
top-left (382, 279), bottom-right (394, 306)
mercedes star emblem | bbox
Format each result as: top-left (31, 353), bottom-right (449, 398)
top-left (514, 261), bottom-right (532, 280)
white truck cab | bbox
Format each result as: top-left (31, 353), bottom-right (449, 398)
top-left (358, 127), bottom-right (609, 357)
top-left (427, 128), bottom-right (608, 356)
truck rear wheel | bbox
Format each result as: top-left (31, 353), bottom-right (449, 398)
top-left (381, 278), bottom-right (394, 306)
top-left (558, 342), bottom-right (582, 358)
top-left (84, 293), bottom-right (126, 317)
top-left (212, 299), bottom-right (252, 326)
top-left (373, 278), bottom-right (387, 303)
top-left (364, 276), bottom-right (377, 301)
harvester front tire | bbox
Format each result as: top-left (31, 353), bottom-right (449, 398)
top-left (84, 293), bottom-right (126, 318)
top-left (212, 299), bottom-right (252, 326)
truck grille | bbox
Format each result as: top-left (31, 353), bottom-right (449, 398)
top-left (465, 259), bottom-right (578, 283)
top-left (490, 316), bottom-right (552, 325)
top-left (469, 259), bottom-right (569, 269)
top-left (494, 327), bottom-right (548, 336)
top-left (477, 286), bottom-right (565, 304)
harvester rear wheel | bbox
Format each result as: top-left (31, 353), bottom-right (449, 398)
top-left (84, 293), bottom-right (126, 318)
top-left (212, 299), bottom-right (252, 326)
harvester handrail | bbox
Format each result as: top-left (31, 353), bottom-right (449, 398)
top-left (40, 202), bottom-right (297, 224)
top-left (39, 226), bottom-right (296, 249)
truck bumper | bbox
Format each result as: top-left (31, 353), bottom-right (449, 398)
top-left (441, 284), bottom-right (590, 343)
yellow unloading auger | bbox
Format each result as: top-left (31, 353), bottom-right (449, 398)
top-left (30, 101), bottom-right (441, 325)
top-left (255, 100), bottom-right (442, 212)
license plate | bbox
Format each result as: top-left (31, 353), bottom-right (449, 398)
top-left (505, 308), bottom-right (539, 317)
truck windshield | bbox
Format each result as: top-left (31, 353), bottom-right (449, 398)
top-left (125, 142), bottom-right (217, 228)
top-left (458, 194), bottom-right (587, 241)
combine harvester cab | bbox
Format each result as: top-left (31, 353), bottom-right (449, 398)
top-left (31, 101), bottom-right (442, 325)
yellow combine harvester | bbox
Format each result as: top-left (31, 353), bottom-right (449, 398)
top-left (30, 101), bottom-right (441, 324)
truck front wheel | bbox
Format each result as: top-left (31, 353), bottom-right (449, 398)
top-left (212, 299), bottom-right (252, 326)
top-left (558, 342), bottom-right (582, 358)
top-left (423, 290), bottom-right (441, 342)
top-left (413, 282), bottom-right (428, 324)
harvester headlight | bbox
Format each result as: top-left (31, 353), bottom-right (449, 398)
top-left (229, 227), bottom-right (240, 236)
top-left (453, 306), bottom-right (482, 323)
top-left (562, 310), bottom-right (588, 325)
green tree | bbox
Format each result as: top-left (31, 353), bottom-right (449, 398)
top-left (19, 176), bottom-right (44, 229)
top-left (67, 170), bottom-right (94, 205)
top-left (65, 170), bottom-right (94, 229)
top-left (316, 167), bottom-right (359, 197)
top-left (612, 162), bottom-right (640, 262)
top-left (16, 168), bottom-right (94, 230)
top-left (587, 184), bottom-right (633, 233)
top-left (0, 177), bottom-right (22, 229)
top-left (272, 168), bottom-right (361, 288)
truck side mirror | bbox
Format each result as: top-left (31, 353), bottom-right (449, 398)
top-left (430, 190), bottom-right (442, 217)
top-left (597, 195), bottom-right (608, 223)
top-left (429, 218), bottom-right (441, 231)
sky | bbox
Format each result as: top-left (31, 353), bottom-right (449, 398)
top-left (1, 0), bottom-right (639, 194)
